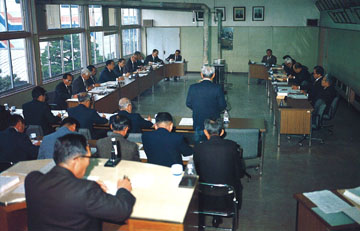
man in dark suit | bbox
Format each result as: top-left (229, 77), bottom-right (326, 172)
top-left (134, 51), bottom-right (144, 68)
top-left (111, 97), bottom-right (153, 133)
top-left (55, 73), bottom-right (73, 110)
top-left (25, 133), bottom-right (135, 231)
top-left (318, 75), bottom-right (337, 114)
top-left (194, 119), bottom-right (245, 227)
top-left (98, 60), bottom-right (117, 83)
top-left (86, 65), bottom-right (100, 87)
top-left (186, 65), bottom-right (227, 143)
top-left (23, 86), bottom-right (62, 135)
top-left (114, 58), bottom-right (130, 78)
top-left (0, 105), bottom-right (10, 131)
top-left (0, 114), bottom-right (39, 163)
top-left (165, 50), bottom-right (182, 81)
top-left (261, 49), bottom-right (277, 67)
top-left (68, 93), bottom-right (108, 139)
top-left (144, 49), bottom-right (164, 65)
top-left (72, 68), bottom-right (94, 95)
top-left (142, 112), bottom-right (193, 167)
top-left (124, 54), bottom-right (139, 74)
top-left (283, 56), bottom-right (296, 77)
top-left (96, 115), bottom-right (140, 161)
top-left (288, 62), bottom-right (311, 87)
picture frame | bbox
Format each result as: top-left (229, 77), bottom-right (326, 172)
top-left (252, 6), bottom-right (264, 21)
top-left (233, 7), bottom-right (246, 21)
top-left (196, 11), bottom-right (204, 21)
top-left (214, 7), bottom-right (226, 21)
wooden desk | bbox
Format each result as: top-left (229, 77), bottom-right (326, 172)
top-left (164, 62), bottom-right (187, 78)
top-left (0, 159), bottom-right (198, 231)
top-left (248, 63), bottom-right (269, 84)
top-left (294, 191), bottom-right (360, 231)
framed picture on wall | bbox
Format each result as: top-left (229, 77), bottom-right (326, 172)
top-left (214, 7), bottom-right (226, 21)
top-left (252, 6), bottom-right (264, 21)
top-left (233, 7), bottom-right (246, 21)
top-left (196, 11), bottom-right (204, 21)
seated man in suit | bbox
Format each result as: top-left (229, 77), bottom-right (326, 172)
top-left (73, 68), bottom-right (94, 95)
top-left (124, 53), bottom-right (139, 74)
top-left (288, 62), bottom-right (311, 87)
top-left (38, 117), bottom-right (79, 159)
top-left (318, 75), bottom-right (337, 114)
top-left (283, 56), bottom-right (296, 77)
top-left (111, 97), bottom-right (153, 133)
top-left (98, 60), bottom-right (117, 83)
top-left (23, 86), bottom-right (62, 135)
top-left (86, 65), bottom-right (101, 88)
top-left (114, 58), bottom-right (131, 78)
top-left (68, 93), bottom-right (108, 139)
top-left (0, 105), bottom-right (10, 131)
top-left (25, 133), bottom-right (135, 231)
top-left (186, 65), bottom-right (227, 143)
top-left (142, 112), bottom-right (193, 167)
top-left (55, 73), bottom-right (73, 110)
top-left (0, 114), bottom-right (39, 163)
top-left (165, 49), bottom-right (182, 81)
top-left (134, 51), bottom-right (144, 68)
top-left (96, 115), bottom-right (140, 161)
top-left (258, 48), bottom-right (277, 84)
top-left (144, 49), bottom-right (164, 65)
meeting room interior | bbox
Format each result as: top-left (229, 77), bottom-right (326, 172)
top-left (0, 0), bottom-right (360, 231)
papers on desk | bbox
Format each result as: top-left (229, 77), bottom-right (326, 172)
top-left (98, 113), bottom-right (115, 120)
top-left (39, 160), bottom-right (55, 174)
top-left (343, 187), bottom-right (360, 205)
top-left (66, 98), bottom-right (78, 102)
top-left (86, 176), bottom-right (117, 196)
top-left (288, 94), bottom-right (308, 100)
top-left (272, 82), bottom-right (288, 85)
top-left (179, 118), bottom-right (193, 126)
top-left (0, 176), bottom-right (20, 194)
top-left (343, 207), bottom-right (360, 224)
top-left (13, 183), bottom-right (25, 194)
top-left (303, 190), bottom-right (352, 214)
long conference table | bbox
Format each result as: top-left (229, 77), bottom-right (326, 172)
top-left (0, 159), bottom-right (198, 231)
top-left (67, 62), bottom-right (187, 113)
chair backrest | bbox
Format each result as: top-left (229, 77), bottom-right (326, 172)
top-left (225, 128), bottom-right (260, 159)
top-left (127, 133), bottom-right (142, 143)
top-left (0, 161), bottom-right (14, 173)
top-left (324, 96), bottom-right (340, 120)
top-left (312, 99), bottom-right (326, 129)
top-left (46, 91), bottom-right (59, 110)
top-left (25, 125), bottom-right (44, 138)
top-left (78, 128), bottom-right (92, 140)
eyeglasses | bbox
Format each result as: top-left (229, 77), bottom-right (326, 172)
top-left (66, 79), bottom-right (72, 82)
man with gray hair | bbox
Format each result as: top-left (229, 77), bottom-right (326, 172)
top-left (72, 68), bottom-right (94, 95)
top-left (111, 97), bottom-right (153, 133)
top-left (186, 65), bottom-right (227, 143)
top-left (283, 55), bottom-right (296, 76)
top-left (68, 93), bottom-right (108, 139)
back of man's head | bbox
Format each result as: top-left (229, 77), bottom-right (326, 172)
top-left (60, 117), bottom-right (80, 131)
top-left (78, 92), bottom-right (91, 103)
top-left (134, 51), bottom-right (141, 56)
top-left (201, 65), bottom-right (215, 78)
top-left (62, 73), bottom-right (72, 79)
top-left (87, 65), bottom-right (95, 72)
top-left (294, 62), bottom-right (302, 70)
top-left (53, 134), bottom-right (87, 164)
top-left (9, 114), bottom-right (24, 127)
top-left (110, 115), bottom-right (130, 132)
top-left (119, 97), bottom-right (131, 110)
top-left (32, 86), bottom-right (46, 100)
top-left (204, 119), bottom-right (223, 136)
top-left (284, 57), bottom-right (292, 64)
top-left (81, 68), bottom-right (91, 76)
top-left (155, 112), bottom-right (173, 125)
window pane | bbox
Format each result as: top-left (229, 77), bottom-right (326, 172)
top-left (122, 28), bottom-right (140, 56)
top-left (39, 41), bottom-right (50, 79)
top-left (0, 40), bottom-right (12, 92)
top-left (0, 1), bottom-right (6, 32)
top-left (71, 5), bottom-right (79, 28)
top-left (121, 8), bottom-right (139, 25)
top-left (109, 8), bottom-right (116, 26)
top-left (6, 0), bottom-right (23, 31)
top-left (104, 34), bottom-right (116, 60)
top-left (49, 40), bottom-right (62, 77)
top-left (89, 5), bottom-right (102, 27)
top-left (72, 34), bottom-right (81, 70)
top-left (91, 32), bottom-right (104, 64)
top-left (60, 5), bottom-right (70, 28)
top-left (46, 5), bottom-right (61, 29)
top-left (10, 39), bottom-right (28, 88)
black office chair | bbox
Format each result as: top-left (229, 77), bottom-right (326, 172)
top-left (25, 125), bottom-right (44, 138)
top-left (194, 182), bottom-right (238, 231)
top-left (46, 91), bottom-right (59, 110)
top-left (0, 161), bottom-right (14, 173)
top-left (321, 96), bottom-right (340, 134)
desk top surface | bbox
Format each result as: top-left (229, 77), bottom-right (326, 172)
top-left (0, 159), bottom-right (196, 224)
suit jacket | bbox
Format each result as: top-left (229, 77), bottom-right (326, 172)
top-left (307, 76), bottom-right (324, 104)
top-left (318, 85), bottom-right (337, 114)
top-left (261, 55), bottom-right (277, 67)
top-left (289, 67), bottom-right (311, 86)
top-left (144, 55), bottom-right (163, 65)
top-left (0, 105), bottom-right (10, 131)
top-left (68, 104), bottom-right (108, 138)
top-left (193, 135), bottom-right (245, 205)
top-left (112, 111), bottom-right (153, 133)
top-left (0, 127), bottom-right (39, 163)
top-left (99, 68), bottom-right (117, 83)
top-left (55, 82), bottom-right (72, 110)
top-left (124, 58), bottom-right (138, 74)
top-left (96, 133), bottom-right (140, 161)
top-left (166, 54), bottom-right (182, 62)
top-left (186, 80), bottom-right (227, 130)
top-left (86, 75), bottom-right (97, 86)
top-left (72, 76), bottom-right (87, 95)
top-left (22, 100), bottom-right (61, 135)
top-left (114, 65), bottom-right (125, 77)
top-left (38, 127), bottom-right (75, 159)
top-left (25, 166), bottom-right (136, 231)
top-left (142, 128), bottom-right (193, 167)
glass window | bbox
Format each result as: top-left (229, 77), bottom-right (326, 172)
top-left (0, 0), bottom-right (24, 32)
top-left (89, 5), bottom-right (102, 27)
top-left (122, 28), bottom-right (140, 56)
top-left (40, 33), bottom-right (82, 80)
top-left (71, 5), bottom-right (80, 28)
top-left (60, 5), bottom-right (70, 28)
top-left (46, 4), bottom-right (80, 29)
top-left (90, 32), bottom-right (104, 64)
top-left (121, 8), bottom-right (139, 25)
top-left (109, 8), bottom-right (117, 26)
top-left (0, 38), bottom-right (29, 93)
top-left (104, 34), bottom-right (117, 60)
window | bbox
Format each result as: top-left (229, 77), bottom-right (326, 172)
top-left (109, 8), bottom-right (117, 26)
top-left (0, 39), bottom-right (29, 93)
top-left (89, 5), bottom-right (102, 27)
top-left (121, 8), bottom-right (139, 25)
top-left (0, 0), bottom-right (24, 32)
top-left (91, 32), bottom-right (117, 64)
top-left (40, 33), bottom-right (82, 80)
top-left (122, 28), bottom-right (140, 56)
top-left (46, 5), bottom-right (80, 29)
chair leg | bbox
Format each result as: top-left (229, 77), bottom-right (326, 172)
top-left (245, 171), bottom-right (252, 182)
top-left (298, 135), bottom-right (324, 146)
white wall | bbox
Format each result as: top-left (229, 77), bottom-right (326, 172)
top-left (142, 0), bottom-right (320, 27)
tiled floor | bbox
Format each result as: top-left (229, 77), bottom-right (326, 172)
top-left (134, 73), bottom-right (360, 231)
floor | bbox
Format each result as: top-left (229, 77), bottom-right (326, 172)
top-left (133, 73), bottom-right (360, 231)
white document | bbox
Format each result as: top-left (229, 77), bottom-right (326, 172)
top-left (303, 190), bottom-right (352, 214)
top-left (39, 160), bottom-right (56, 174)
top-left (343, 207), bottom-right (360, 224)
top-left (0, 176), bottom-right (20, 194)
top-left (179, 118), bottom-right (193, 126)
top-left (13, 183), bottom-right (25, 194)
top-left (288, 94), bottom-right (308, 99)
top-left (344, 187), bottom-right (360, 205)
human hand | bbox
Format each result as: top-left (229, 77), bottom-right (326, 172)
top-left (102, 114), bottom-right (106, 118)
top-left (96, 180), bottom-right (108, 193)
top-left (117, 178), bottom-right (132, 192)
top-left (147, 115), bottom-right (151, 121)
